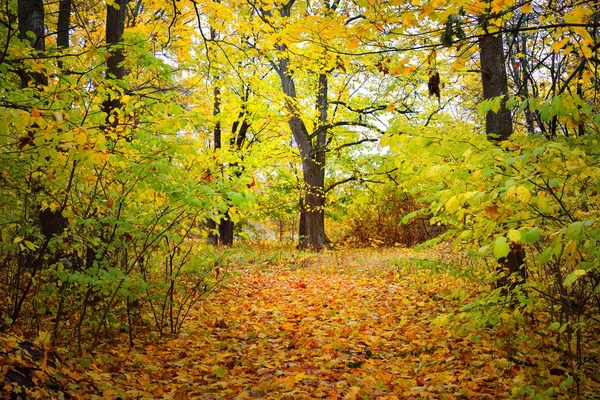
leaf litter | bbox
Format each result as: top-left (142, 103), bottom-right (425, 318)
top-left (2, 247), bottom-right (598, 399)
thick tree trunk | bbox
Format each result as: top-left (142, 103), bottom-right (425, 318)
top-left (479, 29), bottom-right (526, 290)
top-left (105, 0), bottom-right (126, 80)
top-left (219, 218), bottom-right (234, 246)
top-left (479, 32), bottom-right (513, 141)
top-left (18, 0), bottom-right (65, 243)
top-left (277, 63), bottom-right (330, 250)
top-left (57, 0), bottom-right (71, 49)
top-left (299, 73), bottom-right (330, 250)
top-left (18, 0), bottom-right (47, 86)
top-left (299, 157), bottom-right (329, 250)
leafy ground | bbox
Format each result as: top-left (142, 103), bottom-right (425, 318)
top-left (2, 247), bottom-right (599, 399)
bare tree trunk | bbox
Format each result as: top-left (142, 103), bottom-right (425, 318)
top-left (57, 0), bottom-right (71, 49)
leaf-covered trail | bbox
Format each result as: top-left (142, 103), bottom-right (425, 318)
top-left (86, 255), bottom-right (520, 399)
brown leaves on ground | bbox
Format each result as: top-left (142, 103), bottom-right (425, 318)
top-left (2, 248), bottom-right (597, 399)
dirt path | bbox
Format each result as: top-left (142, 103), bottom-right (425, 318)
top-left (75, 256), bottom-right (517, 399)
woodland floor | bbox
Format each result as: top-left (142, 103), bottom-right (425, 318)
top-left (2, 247), bottom-right (600, 399)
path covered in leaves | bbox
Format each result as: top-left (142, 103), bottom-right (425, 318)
top-left (9, 249), bottom-right (584, 399)
top-left (70, 254), bottom-right (523, 399)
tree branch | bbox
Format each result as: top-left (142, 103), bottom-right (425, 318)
top-left (311, 120), bottom-right (384, 139)
top-left (331, 138), bottom-right (378, 152)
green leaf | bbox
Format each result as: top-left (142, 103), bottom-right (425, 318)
top-left (214, 367), bottom-right (228, 377)
top-left (506, 96), bottom-right (518, 110)
top-left (490, 97), bottom-right (502, 113)
top-left (566, 221), bottom-right (584, 241)
top-left (538, 246), bottom-right (553, 263)
top-left (517, 99), bottom-right (529, 114)
top-left (228, 192), bottom-right (245, 207)
top-left (477, 100), bottom-right (490, 116)
top-left (560, 376), bottom-right (574, 390)
top-left (347, 360), bottom-right (365, 368)
top-left (564, 269), bottom-right (586, 286)
top-left (524, 227), bottom-right (540, 244)
top-left (493, 236), bottom-right (510, 259)
top-left (23, 240), bottom-right (37, 251)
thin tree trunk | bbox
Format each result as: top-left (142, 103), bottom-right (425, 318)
top-left (207, 78), bottom-right (221, 245)
top-left (103, 0), bottom-right (126, 124)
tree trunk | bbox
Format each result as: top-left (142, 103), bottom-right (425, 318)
top-left (207, 79), bottom-right (221, 245)
top-left (102, 0), bottom-right (126, 123)
top-left (479, 28), bottom-right (526, 290)
top-left (57, 0), bottom-right (71, 49)
top-left (217, 90), bottom-right (251, 247)
top-left (219, 217), bottom-right (234, 246)
top-left (299, 156), bottom-right (329, 250)
top-left (300, 73), bottom-right (330, 250)
top-left (105, 0), bottom-right (126, 80)
top-left (18, 0), bottom-right (47, 86)
top-left (479, 32), bottom-right (513, 141)
top-left (277, 65), bottom-right (330, 250)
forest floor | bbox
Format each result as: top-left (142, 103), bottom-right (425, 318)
top-left (2, 246), bottom-right (599, 399)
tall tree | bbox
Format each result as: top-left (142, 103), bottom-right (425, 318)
top-left (251, 0), bottom-right (392, 250)
top-left (478, 19), bottom-right (526, 289)
top-left (103, 0), bottom-right (127, 127)
top-left (479, 27), bottom-right (513, 141)
top-left (17, 0), bottom-right (46, 87)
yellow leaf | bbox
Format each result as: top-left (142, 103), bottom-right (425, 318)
top-left (294, 372), bottom-right (307, 382)
top-left (521, 3), bottom-right (533, 13)
top-left (507, 229), bottom-right (521, 242)
top-left (34, 330), bottom-right (51, 347)
top-left (283, 376), bottom-right (295, 391)
top-left (581, 45), bottom-right (592, 59)
top-left (348, 38), bottom-right (360, 49)
top-left (507, 186), bottom-right (531, 203)
top-left (551, 37), bottom-right (569, 52)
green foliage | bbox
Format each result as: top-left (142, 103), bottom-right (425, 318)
top-left (385, 94), bottom-right (600, 384)
top-left (0, 22), bottom-right (230, 350)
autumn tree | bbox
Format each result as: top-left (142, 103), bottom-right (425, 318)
top-left (375, 0), bottom-right (599, 377)
top-left (1, 0), bottom-right (230, 349)
top-left (245, 0), bottom-right (407, 250)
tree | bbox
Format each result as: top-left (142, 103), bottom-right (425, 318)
top-left (247, 0), bottom-right (401, 250)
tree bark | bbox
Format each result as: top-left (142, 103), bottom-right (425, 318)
top-left (18, 0), bottom-right (47, 86)
top-left (102, 0), bottom-right (127, 123)
top-left (218, 98), bottom-right (251, 247)
top-left (57, 0), bottom-right (71, 49)
top-left (207, 80), bottom-right (221, 246)
top-left (479, 28), bottom-right (526, 290)
top-left (277, 61), bottom-right (330, 250)
top-left (105, 0), bottom-right (126, 80)
top-left (479, 32), bottom-right (513, 141)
